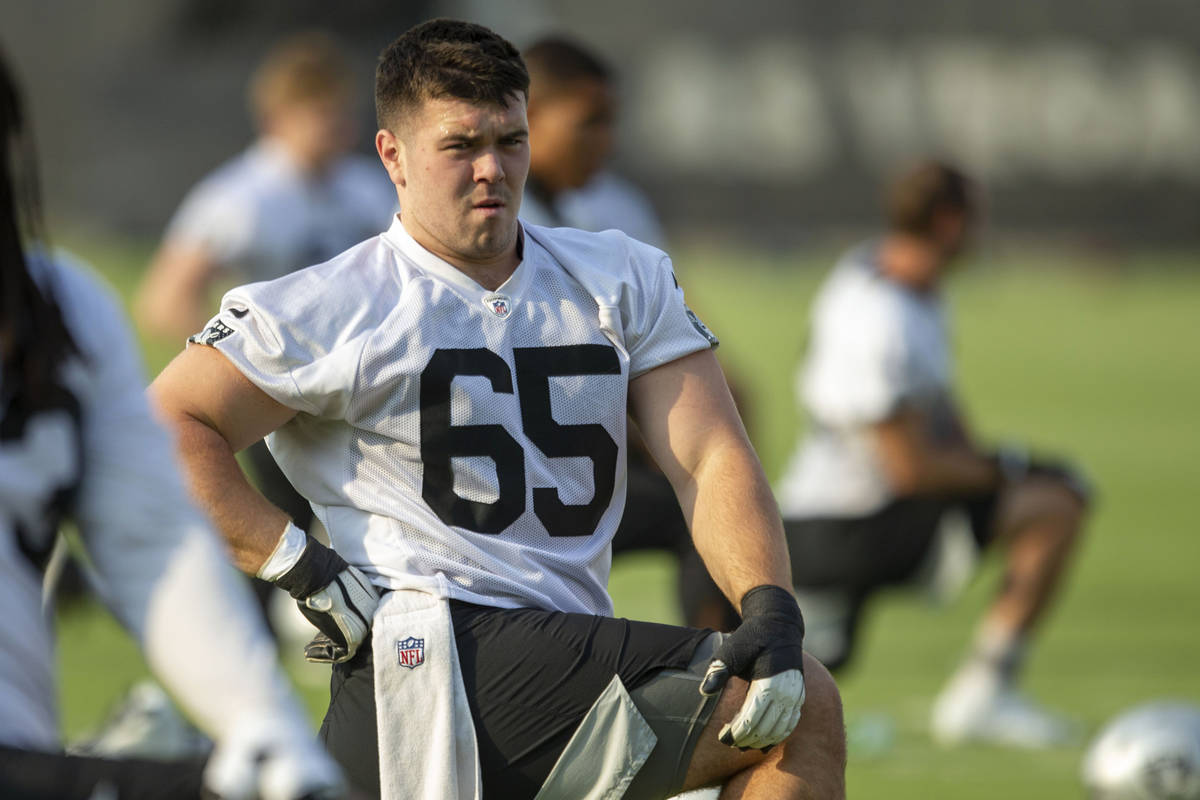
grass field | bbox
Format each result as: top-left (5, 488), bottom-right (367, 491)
top-left (53, 231), bottom-right (1200, 799)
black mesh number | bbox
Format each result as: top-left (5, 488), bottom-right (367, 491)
top-left (420, 349), bottom-right (525, 533)
top-left (419, 345), bottom-right (620, 537)
top-left (515, 345), bottom-right (620, 537)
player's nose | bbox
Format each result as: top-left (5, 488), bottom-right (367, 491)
top-left (473, 149), bottom-right (505, 183)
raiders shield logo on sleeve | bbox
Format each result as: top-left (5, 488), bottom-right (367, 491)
top-left (188, 319), bottom-right (236, 347)
top-left (685, 307), bottom-right (719, 347)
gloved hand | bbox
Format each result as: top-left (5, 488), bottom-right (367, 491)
top-left (203, 715), bottom-right (344, 800)
top-left (271, 533), bottom-right (379, 664)
top-left (699, 584), bottom-right (807, 750)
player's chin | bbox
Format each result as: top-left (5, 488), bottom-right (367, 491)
top-left (469, 218), bottom-right (517, 249)
top-left (456, 234), bottom-right (509, 264)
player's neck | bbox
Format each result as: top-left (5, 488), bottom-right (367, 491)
top-left (878, 234), bottom-right (942, 292)
top-left (402, 217), bottom-right (524, 291)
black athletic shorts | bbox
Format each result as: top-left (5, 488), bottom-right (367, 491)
top-left (319, 600), bottom-right (716, 799)
top-left (786, 491), bottom-right (1000, 591)
top-left (0, 744), bottom-right (205, 799)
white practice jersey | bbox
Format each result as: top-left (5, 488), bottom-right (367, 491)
top-left (164, 138), bottom-right (397, 282)
top-left (0, 254), bottom-right (308, 751)
top-left (520, 171), bottom-right (667, 250)
top-left (196, 216), bottom-right (716, 615)
top-left (776, 242), bottom-right (957, 518)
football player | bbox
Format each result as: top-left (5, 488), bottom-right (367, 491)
top-left (0, 47), bottom-right (342, 799)
top-left (150, 19), bottom-right (844, 800)
top-left (776, 161), bottom-right (1090, 747)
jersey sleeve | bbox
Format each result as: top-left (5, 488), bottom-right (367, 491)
top-left (46, 257), bottom-right (312, 742)
top-left (190, 269), bottom-right (369, 419)
top-left (621, 249), bottom-right (718, 378)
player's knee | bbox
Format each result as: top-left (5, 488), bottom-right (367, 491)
top-left (792, 653), bottom-right (846, 759)
top-left (1012, 480), bottom-right (1087, 537)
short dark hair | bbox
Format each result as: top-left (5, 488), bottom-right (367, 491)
top-left (523, 37), bottom-right (611, 101)
top-left (375, 19), bottom-right (529, 130)
top-left (885, 161), bottom-right (976, 237)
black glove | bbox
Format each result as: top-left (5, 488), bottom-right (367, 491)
top-left (700, 585), bottom-right (807, 749)
top-left (272, 534), bottom-right (379, 664)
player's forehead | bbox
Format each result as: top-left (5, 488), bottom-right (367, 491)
top-left (410, 93), bottom-right (528, 139)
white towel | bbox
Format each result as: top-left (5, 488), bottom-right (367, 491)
top-left (372, 589), bottom-right (481, 800)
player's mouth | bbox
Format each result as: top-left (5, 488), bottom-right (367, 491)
top-left (472, 198), bottom-right (507, 217)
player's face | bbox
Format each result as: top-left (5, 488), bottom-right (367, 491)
top-left (528, 78), bottom-right (616, 192)
top-left (388, 94), bottom-right (529, 270)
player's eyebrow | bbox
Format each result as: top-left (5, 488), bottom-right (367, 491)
top-left (438, 126), bottom-right (527, 146)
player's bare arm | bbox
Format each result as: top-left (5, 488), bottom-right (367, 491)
top-left (871, 406), bottom-right (1000, 496)
top-left (149, 344), bottom-right (297, 573)
top-left (135, 243), bottom-right (221, 342)
top-left (630, 347), bottom-right (811, 747)
top-left (151, 343), bottom-right (379, 663)
top-left (629, 347), bottom-right (791, 599)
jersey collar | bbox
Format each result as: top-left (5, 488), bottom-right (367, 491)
top-left (382, 215), bottom-right (537, 302)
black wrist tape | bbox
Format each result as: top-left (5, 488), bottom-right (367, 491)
top-left (272, 534), bottom-right (347, 600)
top-left (740, 584), bottom-right (805, 639)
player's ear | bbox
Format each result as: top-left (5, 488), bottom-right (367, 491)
top-left (376, 128), bottom-right (406, 188)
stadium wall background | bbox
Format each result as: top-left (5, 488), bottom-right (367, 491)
top-left (4, 0), bottom-right (1198, 245)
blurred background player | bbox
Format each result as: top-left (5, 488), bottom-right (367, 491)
top-left (776, 161), bottom-right (1091, 748)
top-left (134, 32), bottom-right (396, 630)
top-left (0, 46), bottom-right (342, 800)
top-left (519, 35), bottom-right (666, 248)
top-left (521, 35), bottom-right (737, 631)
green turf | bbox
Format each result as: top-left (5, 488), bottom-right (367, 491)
top-left (53, 232), bottom-right (1200, 798)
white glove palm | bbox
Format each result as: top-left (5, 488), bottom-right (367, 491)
top-left (719, 668), bottom-right (806, 750)
top-left (297, 563), bottom-right (378, 662)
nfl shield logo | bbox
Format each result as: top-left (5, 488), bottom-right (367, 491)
top-left (482, 293), bottom-right (512, 319)
top-left (396, 636), bottom-right (425, 669)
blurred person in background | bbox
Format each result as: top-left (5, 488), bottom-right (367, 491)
top-left (0, 45), bottom-right (343, 800)
top-left (519, 36), bottom-right (666, 248)
top-left (522, 36), bottom-right (739, 631)
top-left (134, 32), bottom-right (396, 631)
top-left (776, 160), bottom-right (1091, 748)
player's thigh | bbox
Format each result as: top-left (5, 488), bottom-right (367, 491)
top-left (679, 652), bottom-right (843, 792)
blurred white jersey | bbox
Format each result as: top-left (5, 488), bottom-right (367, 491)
top-left (197, 216), bottom-right (715, 615)
top-left (520, 171), bottom-right (667, 249)
top-left (164, 138), bottom-right (397, 282)
top-left (776, 242), bottom-right (956, 518)
top-left (0, 254), bottom-right (309, 751)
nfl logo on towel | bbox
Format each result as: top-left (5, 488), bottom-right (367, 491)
top-left (396, 636), bottom-right (425, 669)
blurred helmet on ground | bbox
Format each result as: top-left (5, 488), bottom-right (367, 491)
top-left (1082, 702), bottom-right (1200, 800)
